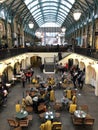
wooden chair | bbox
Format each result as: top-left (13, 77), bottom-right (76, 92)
top-left (14, 127), bottom-right (22, 130)
top-left (19, 119), bottom-right (29, 127)
top-left (27, 114), bottom-right (33, 125)
top-left (84, 118), bottom-right (95, 126)
top-left (53, 102), bottom-right (62, 111)
top-left (52, 122), bottom-right (62, 130)
top-left (79, 105), bottom-right (89, 113)
top-left (71, 90), bottom-right (77, 97)
top-left (7, 119), bottom-right (19, 130)
top-left (55, 113), bottom-right (61, 121)
top-left (25, 105), bottom-right (33, 113)
top-left (71, 115), bottom-right (83, 125)
top-left (38, 103), bottom-right (47, 113)
top-left (27, 114), bottom-right (33, 121)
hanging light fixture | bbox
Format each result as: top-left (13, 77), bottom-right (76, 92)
top-left (35, 31), bottom-right (41, 38)
top-left (73, 9), bottom-right (81, 21)
top-left (61, 27), bottom-right (66, 33)
top-left (28, 21), bottom-right (34, 29)
top-left (0, 0), bottom-right (6, 3)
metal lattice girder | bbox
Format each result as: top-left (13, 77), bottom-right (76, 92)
top-left (23, 5), bottom-right (69, 26)
top-left (0, 0), bottom-right (97, 36)
top-left (35, 12), bottom-right (65, 22)
top-left (4, 0), bottom-right (39, 30)
top-left (22, 13), bottom-right (37, 27)
top-left (24, 0), bottom-right (74, 26)
top-left (13, 1), bottom-right (26, 17)
top-left (62, 0), bottom-right (94, 30)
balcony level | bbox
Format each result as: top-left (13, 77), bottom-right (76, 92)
top-left (0, 46), bottom-right (98, 61)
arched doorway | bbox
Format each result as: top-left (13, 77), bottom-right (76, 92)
top-left (87, 65), bottom-right (96, 87)
top-left (79, 62), bottom-right (85, 71)
top-left (30, 56), bottom-right (42, 67)
top-left (2, 66), bottom-right (13, 83)
top-left (14, 62), bottom-right (21, 75)
top-left (74, 59), bottom-right (79, 66)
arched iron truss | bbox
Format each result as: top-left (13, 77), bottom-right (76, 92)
top-left (0, 0), bottom-right (97, 35)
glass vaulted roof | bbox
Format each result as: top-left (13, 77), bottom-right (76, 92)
top-left (24, 0), bottom-right (75, 27)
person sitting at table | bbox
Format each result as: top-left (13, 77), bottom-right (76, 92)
top-left (47, 85), bottom-right (52, 93)
top-left (40, 83), bottom-right (45, 89)
top-left (61, 95), bottom-right (70, 109)
top-left (25, 91), bottom-right (33, 107)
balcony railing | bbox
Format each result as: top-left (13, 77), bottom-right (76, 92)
top-left (0, 46), bottom-right (70, 60)
top-left (27, 45), bottom-right (70, 52)
top-left (0, 46), bottom-right (98, 61)
top-left (0, 48), bottom-right (27, 60)
top-left (74, 47), bottom-right (98, 59)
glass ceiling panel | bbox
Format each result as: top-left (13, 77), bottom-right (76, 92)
top-left (42, 2), bottom-right (58, 6)
top-left (43, 10), bottom-right (57, 13)
top-left (24, 0), bottom-right (75, 27)
top-left (41, 22), bottom-right (59, 27)
top-left (59, 8), bottom-right (67, 14)
top-left (32, 9), bottom-right (41, 16)
top-left (60, 4), bottom-right (70, 12)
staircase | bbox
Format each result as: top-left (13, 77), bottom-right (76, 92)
top-left (43, 57), bottom-right (56, 74)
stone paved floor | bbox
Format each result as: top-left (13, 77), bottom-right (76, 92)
top-left (0, 68), bottom-right (98, 130)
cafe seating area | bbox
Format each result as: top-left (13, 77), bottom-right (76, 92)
top-left (0, 67), bottom-right (97, 130)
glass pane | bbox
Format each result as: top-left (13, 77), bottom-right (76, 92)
top-left (24, 0), bottom-right (75, 27)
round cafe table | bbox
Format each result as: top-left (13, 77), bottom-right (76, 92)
top-left (16, 111), bottom-right (28, 119)
top-left (74, 110), bottom-right (87, 118)
top-left (39, 111), bottom-right (60, 121)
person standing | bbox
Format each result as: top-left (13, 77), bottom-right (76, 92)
top-left (21, 73), bottom-right (26, 88)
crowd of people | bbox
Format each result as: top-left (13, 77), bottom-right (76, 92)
top-left (20, 74), bottom-right (56, 113)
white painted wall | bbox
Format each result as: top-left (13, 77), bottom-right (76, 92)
top-left (0, 52), bottom-right (98, 96)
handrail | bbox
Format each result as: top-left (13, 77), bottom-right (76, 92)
top-left (0, 46), bottom-right (98, 61)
